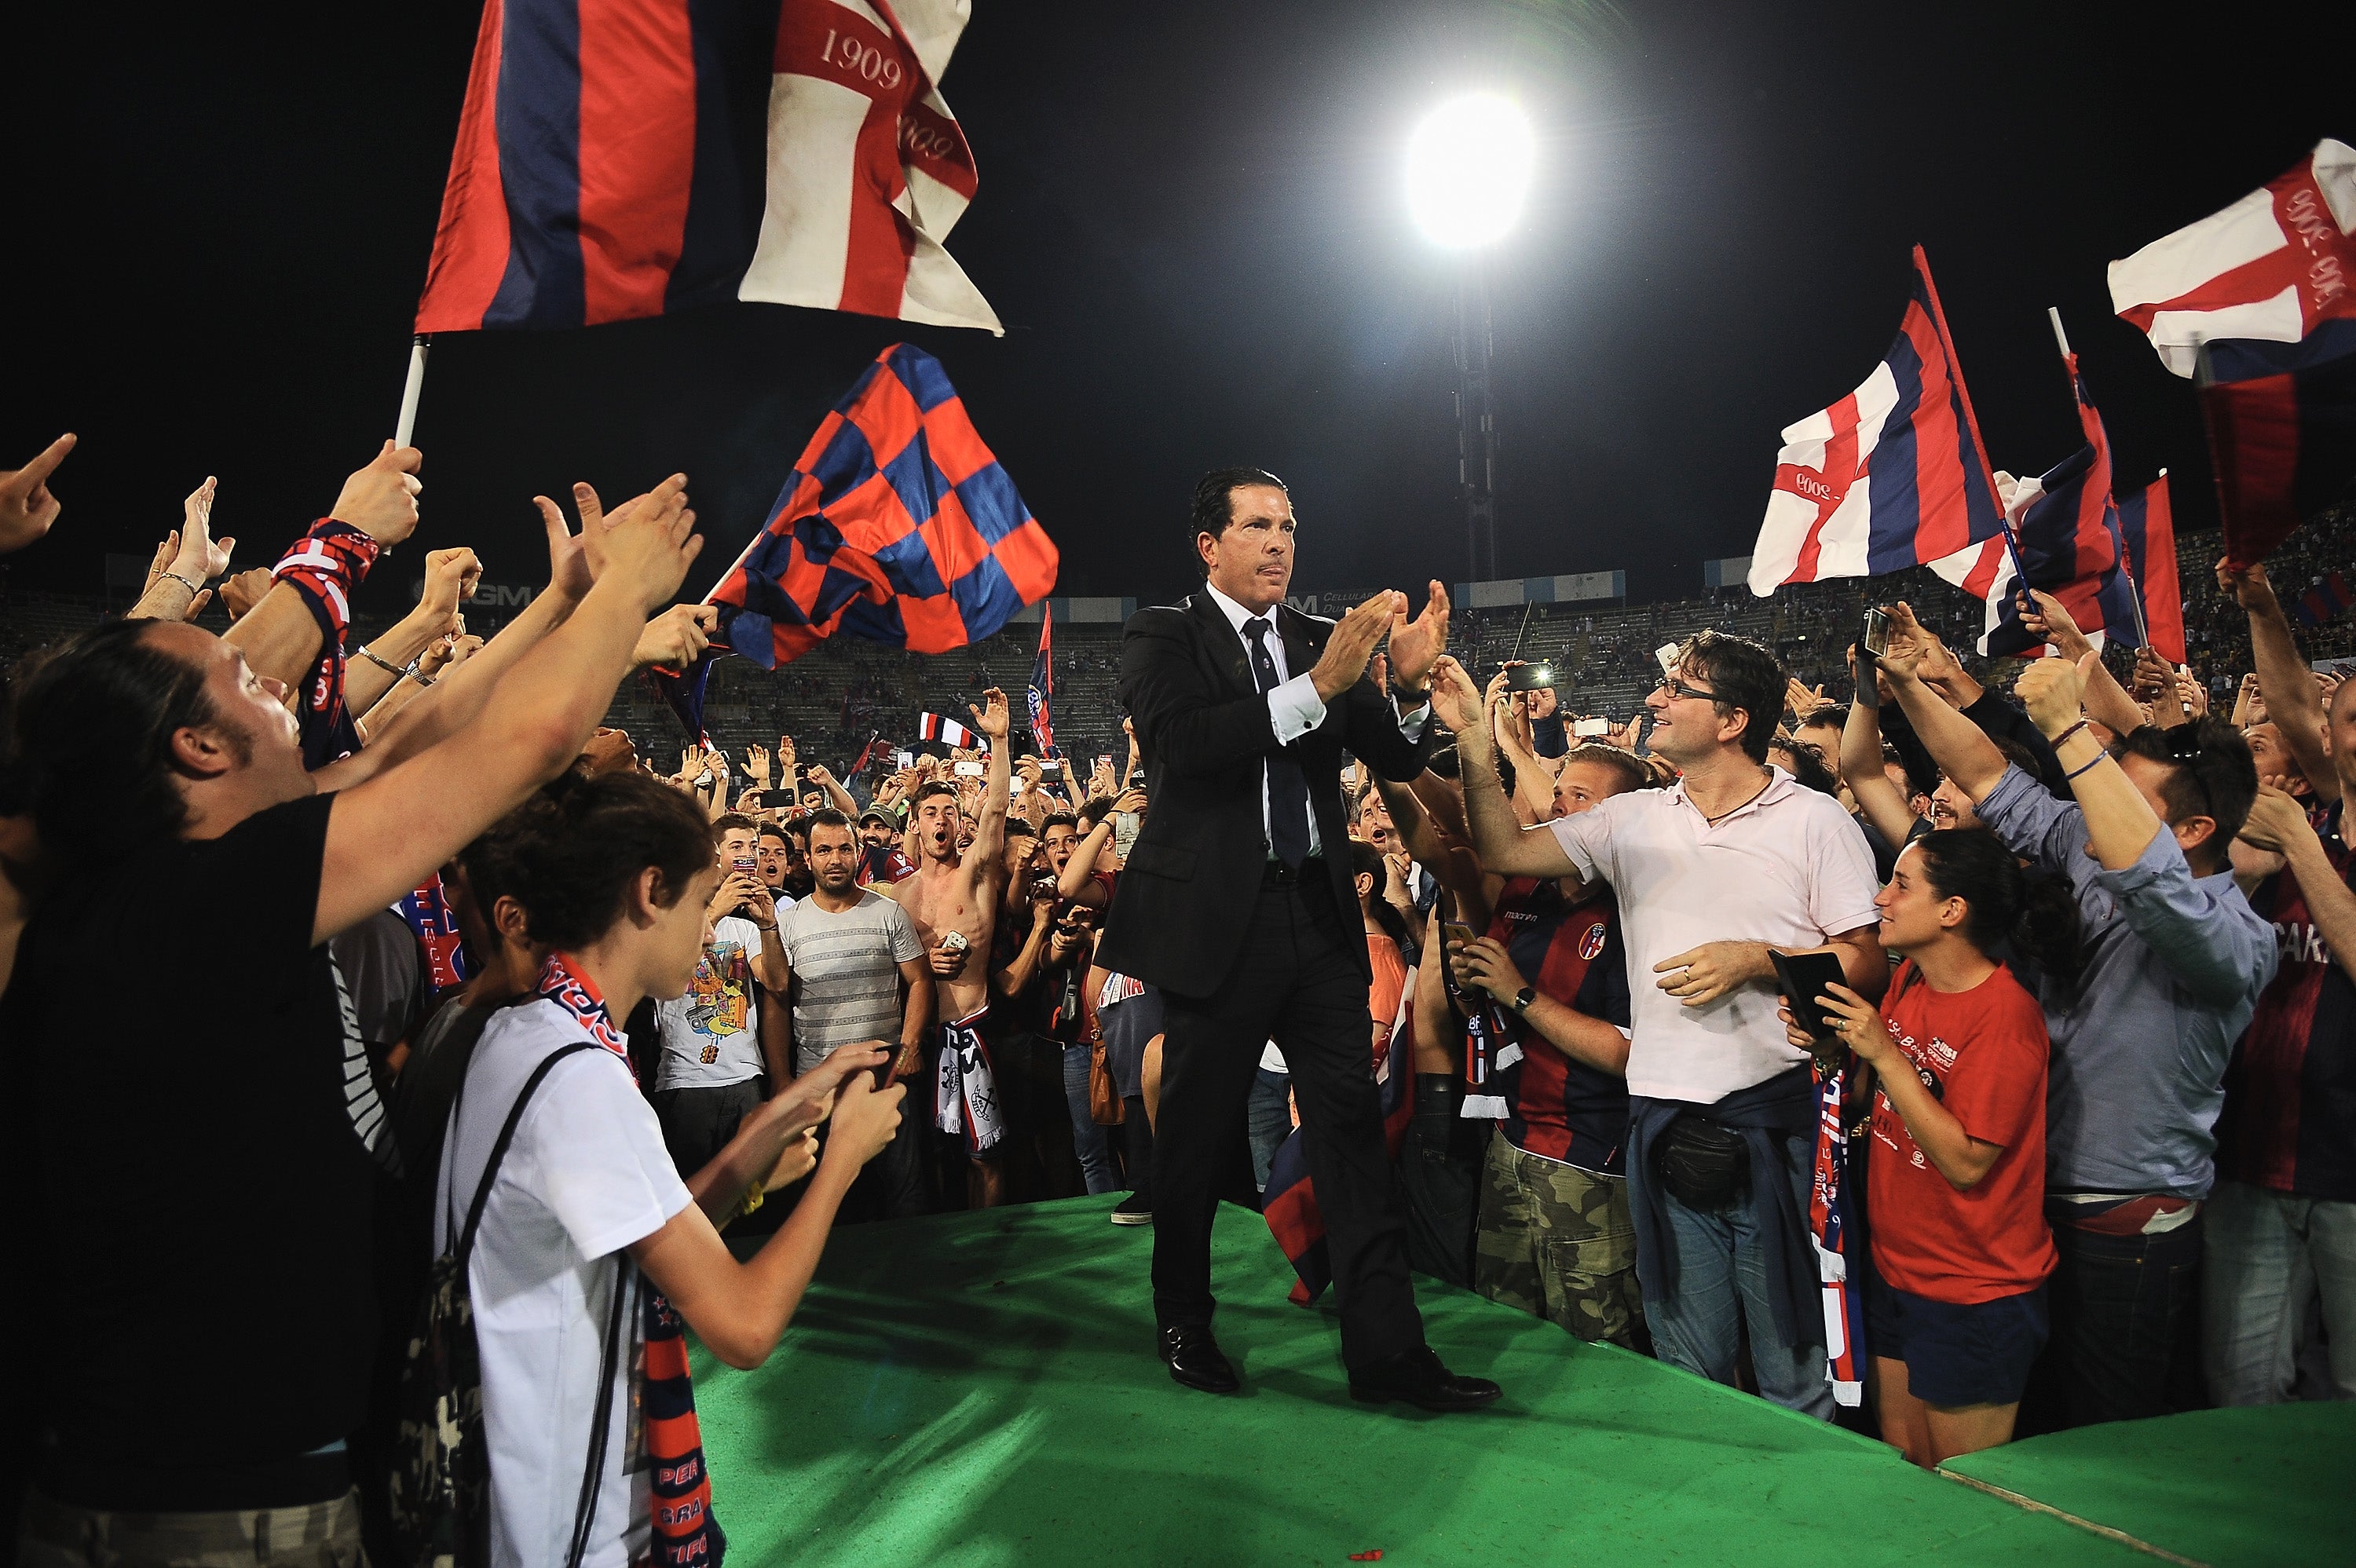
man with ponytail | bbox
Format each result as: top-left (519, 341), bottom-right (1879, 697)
top-left (1794, 829), bottom-right (2078, 1464)
top-left (5, 471), bottom-right (707, 1564)
top-left (1875, 622), bottom-right (2275, 1432)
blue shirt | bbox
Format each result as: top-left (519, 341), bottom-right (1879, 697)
top-left (1978, 765), bottom-right (2278, 1198)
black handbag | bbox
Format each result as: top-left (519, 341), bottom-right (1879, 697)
top-left (1654, 1112), bottom-right (1752, 1210)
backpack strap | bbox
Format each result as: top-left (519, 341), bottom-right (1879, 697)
top-left (565, 1259), bottom-right (635, 1568)
top-left (453, 1040), bottom-right (601, 1268)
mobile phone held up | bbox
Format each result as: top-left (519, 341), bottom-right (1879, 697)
top-left (1505, 661), bottom-right (1554, 693)
top-left (1573, 716), bottom-right (1611, 738)
top-left (1860, 607), bottom-right (1892, 659)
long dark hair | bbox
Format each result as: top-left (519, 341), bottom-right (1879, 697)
top-left (1911, 827), bottom-right (2084, 989)
top-left (499, 770), bottom-right (715, 950)
top-left (2, 619), bottom-right (225, 863)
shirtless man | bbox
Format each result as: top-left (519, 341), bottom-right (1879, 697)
top-left (881, 688), bottom-right (1014, 1204)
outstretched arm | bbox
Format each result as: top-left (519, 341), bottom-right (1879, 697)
top-left (965, 689), bottom-right (1013, 887)
top-left (1841, 647), bottom-right (1915, 848)
top-left (1436, 657), bottom-right (1583, 883)
top-left (2219, 561), bottom-right (2336, 805)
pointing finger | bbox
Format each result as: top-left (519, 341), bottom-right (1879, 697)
top-left (8, 433), bottom-right (77, 492)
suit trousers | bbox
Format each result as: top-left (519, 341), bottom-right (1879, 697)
top-left (1151, 861), bottom-right (1424, 1369)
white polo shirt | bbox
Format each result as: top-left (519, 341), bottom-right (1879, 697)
top-left (1545, 766), bottom-right (1880, 1102)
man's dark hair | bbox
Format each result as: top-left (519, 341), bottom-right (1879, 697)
top-left (1561, 741), bottom-right (1654, 796)
top-left (804, 806), bottom-right (854, 842)
top-left (503, 771), bottom-right (715, 950)
top-left (1040, 811), bottom-right (1080, 835)
top-left (712, 812), bottom-right (757, 841)
top-left (1678, 630), bottom-right (1786, 765)
top-left (2113, 720), bottom-right (2258, 870)
top-left (1078, 793), bottom-right (1118, 832)
top-left (3, 619), bottom-right (229, 863)
top-left (910, 780), bottom-right (960, 810)
top-left (1190, 466), bottom-right (1286, 576)
top-left (756, 822), bottom-right (790, 846)
top-left (1797, 705), bottom-right (1848, 734)
top-left (1769, 736), bottom-right (1839, 797)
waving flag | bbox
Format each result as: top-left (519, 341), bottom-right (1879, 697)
top-left (1026, 604), bottom-right (1055, 755)
top-left (1748, 247), bottom-right (2006, 594)
top-left (916, 711), bottom-right (976, 747)
top-left (2118, 473), bottom-right (2185, 663)
top-left (2109, 138), bottom-right (2356, 567)
top-left (2292, 570), bottom-right (2352, 628)
top-left (415, 0), bottom-right (999, 334)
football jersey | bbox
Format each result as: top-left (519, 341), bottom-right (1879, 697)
top-left (1478, 879), bottom-right (1633, 1174)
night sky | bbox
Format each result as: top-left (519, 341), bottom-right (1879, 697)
top-left (4, 0), bottom-right (2346, 619)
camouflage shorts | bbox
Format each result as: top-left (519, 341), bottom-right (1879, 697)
top-left (1474, 1135), bottom-right (1648, 1351)
top-left (17, 1487), bottom-right (364, 1568)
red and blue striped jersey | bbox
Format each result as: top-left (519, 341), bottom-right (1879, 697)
top-left (1482, 879), bottom-right (1633, 1174)
top-left (2219, 799), bottom-right (2356, 1200)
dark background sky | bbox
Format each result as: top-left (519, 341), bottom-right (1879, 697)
top-left (4, 0), bottom-right (2347, 617)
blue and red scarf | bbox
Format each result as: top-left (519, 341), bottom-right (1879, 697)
top-left (1809, 1058), bottom-right (1866, 1408)
top-left (536, 954), bottom-right (726, 1568)
top-left (273, 518), bottom-right (380, 768)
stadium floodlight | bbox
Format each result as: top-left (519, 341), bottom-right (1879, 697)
top-left (1404, 93), bottom-right (1535, 250)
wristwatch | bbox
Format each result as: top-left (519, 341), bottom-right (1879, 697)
top-left (1509, 985), bottom-right (1537, 1013)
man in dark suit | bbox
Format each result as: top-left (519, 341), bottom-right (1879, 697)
top-left (1096, 467), bottom-right (1501, 1412)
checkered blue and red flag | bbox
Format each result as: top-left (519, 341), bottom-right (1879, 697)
top-left (659, 343), bottom-right (1056, 735)
top-left (414, 0), bottom-right (1000, 335)
top-left (1026, 603), bottom-right (1055, 756)
top-left (2109, 137), bottom-right (2356, 567)
top-left (1747, 247), bottom-right (2007, 594)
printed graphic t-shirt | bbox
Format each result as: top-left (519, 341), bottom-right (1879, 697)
top-left (654, 913), bottom-right (771, 1091)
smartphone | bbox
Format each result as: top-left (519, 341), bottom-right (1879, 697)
top-left (1654, 641), bottom-right (1682, 676)
top-left (1505, 662), bottom-right (1555, 693)
top-left (938, 930), bottom-right (970, 955)
top-left (1769, 948), bottom-right (1850, 1042)
top-left (1573, 716), bottom-right (1611, 738)
top-left (758, 788), bottom-right (798, 808)
top-left (730, 854), bottom-right (757, 875)
top-left (953, 759), bottom-right (986, 778)
top-left (1112, 810), bottom-right (1141, 861)
top-left (895, 749), bottom-right (916, 770)
top-left (1441, 920), bottom-right (1477, 948)
top-left (880, 1040), bottom-right (923, 1091)
top-left (1860, 607), bottom-right (1892, 659)
top-left (1030, 874), bottom-right (1059, 901)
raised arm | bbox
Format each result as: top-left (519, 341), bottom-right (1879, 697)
top-left (2020, 590), bottom-right (2145, 741)
top-left (1840, 646), bottom-right (1916, 849)
top-left (2016, 652), bottom-right (2167, 872)
top-left (1434, 657), bottom-right (1583, 883)
top-left (2219, 560), bottom-right (2337, 806)
top-left (964, 689), bottom-right (1013, 884)
top-left (346, 548), bottom-right (479, 719)
top-left (309, 477), bottom-right (702, 943)
top-left (1879, 609), bottom-right (2009, 805)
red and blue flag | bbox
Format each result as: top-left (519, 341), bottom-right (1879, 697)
top-left (1748, 246), bottom-right (2007, 594)
top-left (2292, 570), bottom-right (2352, 628)
top-left (2117, 473), bottom-right (2185, 663)
top-left (1026, 603), bottom-right (1055, 756)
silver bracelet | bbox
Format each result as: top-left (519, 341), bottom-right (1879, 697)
top-left (355, 645), bottom-right (410, 680)
top-left (163, 571), bottom-right (205, 596)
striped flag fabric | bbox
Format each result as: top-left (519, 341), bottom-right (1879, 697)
top-left (917, 711), bottom-right (976, 747)
top-left (1026, 603), bottom-right (1055, 755)
top-left (2108, 138), bottom-right (2354, 379)
top-left (1747, 247), bottom-right (2007, 595)
top-left (2292, 570), bottom-right (2352, 628)
top-left (414, 0), bottom-right (1000, 335)
top-left (2117, 473), bottom-right (2185, 663)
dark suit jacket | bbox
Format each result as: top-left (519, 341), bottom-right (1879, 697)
top-left (1096, 591), bottom-right (1436, 998)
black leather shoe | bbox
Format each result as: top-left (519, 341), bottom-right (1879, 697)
top-left (1348, 1346), bottom-right (1502, 1413)
top-left (1158, 1325), bottom-right (1240, 1394)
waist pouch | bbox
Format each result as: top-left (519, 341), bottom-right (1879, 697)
top-left (1655, 1112), bottom-right (1751, 1209)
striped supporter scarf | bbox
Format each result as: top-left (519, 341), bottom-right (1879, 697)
top-left (1808, 1058), bottom-right (1866, 1408)
top-left (272, 518), bottom-right (379, 768)
top-left (535, 954), bottom-right (726, 1568)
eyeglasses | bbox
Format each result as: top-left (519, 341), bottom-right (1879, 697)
top-left (2155, 727), bottom-right (2217, 823)
top-left (1654, 672), bottom-right (1720, 704)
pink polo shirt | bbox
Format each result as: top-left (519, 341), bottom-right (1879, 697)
top-left (1546, 767), bottom-right (1880, 1102)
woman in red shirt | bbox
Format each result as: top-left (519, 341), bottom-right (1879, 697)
top-left (1796, 828), bottom-right (2080, 1466)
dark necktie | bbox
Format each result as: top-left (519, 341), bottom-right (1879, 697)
top-left (1244, 618), bottom-right (1313, 869)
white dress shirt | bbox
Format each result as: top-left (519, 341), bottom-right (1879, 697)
top-left (1201, 580), bottom-right (1431, 860)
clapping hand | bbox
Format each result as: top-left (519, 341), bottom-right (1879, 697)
top-left (1387, 579), bottom-right (1451, 689)
top-left (0, 433), bottom-right (74, 554)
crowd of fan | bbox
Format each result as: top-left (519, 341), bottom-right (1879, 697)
top-left (0, 430), bottom-right (2351, 1566)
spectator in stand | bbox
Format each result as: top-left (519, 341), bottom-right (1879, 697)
top-left (755, 820), bottom-right (801, 901)
top-left (1448, 743), bottom-right (1646, 1348)
top-left (1796, 830), bottom-right (2079, 1465)
top-left (1880, 616), bottom-right (2274, 1431)
top-left (1440, 630), bottom-right (1886, 1418)
top-left (2208, 558), bottom-right (2356, 1404)
top-left (3, 462), bottom-right (703, 1565)
top-left (774, 810), bottom-right (935, 1220)
top-left (649, 815), bottom-right (791, 1179)
top-left (441, 769), bottom-right (902, 1568)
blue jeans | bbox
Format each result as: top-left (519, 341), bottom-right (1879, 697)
top-left (1061, 1044), bottom-right (1118, 1196)
top-left (2025, 1205), bottom-right (2205, 1431)
top-left (2202, 1179), bottom-right (2356, 1403)
top-left (1246, 1065), bottom-right (1292, 1195)
top-left (1645, 1131), bottom-right (1836, 1418)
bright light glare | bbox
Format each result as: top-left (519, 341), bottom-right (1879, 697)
top-left (1405, 94), bottom-right (1535, 249)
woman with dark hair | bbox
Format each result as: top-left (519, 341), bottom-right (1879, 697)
top-left (438, 770), bottom-right (904, 1568)
top-left (1791, 827), bottom-right (2080, 1467)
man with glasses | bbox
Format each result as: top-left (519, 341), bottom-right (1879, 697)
top-left (1875, 635), bottom-right (2274, 1431)
top-left (1438, 630), bottom-right (1886, 1417)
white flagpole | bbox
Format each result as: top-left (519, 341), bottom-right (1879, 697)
top-left (2047, 307), bottom-right (2071, 359)
top-left (393, 336), bottom-right (431, 448)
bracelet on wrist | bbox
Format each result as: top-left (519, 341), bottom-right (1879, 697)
top-left (355, 645), bottom-right (410, 680)
top-left (2047, 718), bottom-right (2089, 751)
top-left (163, 571), bottom-right (205, 596)
top-left (2065, 751), bottom-right (2106, 781)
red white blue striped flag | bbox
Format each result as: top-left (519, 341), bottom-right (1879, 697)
top-left (1748, 247), bottom-right (2007, 594)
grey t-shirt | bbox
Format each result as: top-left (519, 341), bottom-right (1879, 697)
top-left (776, 890), bottom-right (923, 1073)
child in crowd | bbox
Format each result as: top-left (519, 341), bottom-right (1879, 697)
top-left (1792, 828), bottom-right (2079, 1465)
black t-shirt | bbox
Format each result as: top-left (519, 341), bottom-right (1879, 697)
top-left (3, 792), bottom-right (388, 1506)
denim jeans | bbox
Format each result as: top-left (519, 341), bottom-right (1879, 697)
top-left (2202, 1179), bottom-right (2356, 1403)
top-left (1246, 1065), bottom-right (1292, 1195)
top-left (2025, 1207), bottom-right (2206, 1431)
top-left (1061, 1044), bottom-right (1119, 1196)
top-left (1645, 1131), bottom-right (1835, 1418)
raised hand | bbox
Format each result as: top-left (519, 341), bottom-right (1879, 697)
top-left (0, 433), bottom-right (74, 554)
top-left (2214, 556), bottom-right (2277, 615)
top-left (2015, 649), bottom-right (2098, 739)
top-left (218, 566), bottom-right (273, 621)
top-left (589, 474), bottom-right (700, 614)
top-left (631, 603), bottom-right (718, 670)
top-left (2016, 588), bottom-right (2091, 659)
top-left (1429, 656), bottom-right (1484, 736)
top-left (1387, 579), bottom-right (1451, 689)
top-left (532, 490), bottom-right (594, 601)
top-left (968, 687), bottom-right (1011, 740)
top-left (745, 743), bottom-right (772, 787)
top-left (170, 477), bottom-right (235, 582)
top-left (1310, 591), bottom-right (1399, 704)
top-left (1783, 677), bottom-right (1827, 722)
top-left (331, 441), bottom-right (424, 546)
top-left (417, 546), bottom-right (482, 636)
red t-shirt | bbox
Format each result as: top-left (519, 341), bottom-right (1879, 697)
top-left (1868, 959), bottom-right (2058, 1303)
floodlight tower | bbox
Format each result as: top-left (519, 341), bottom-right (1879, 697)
top-left (1407, 93), bottom-right (1534, 586)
